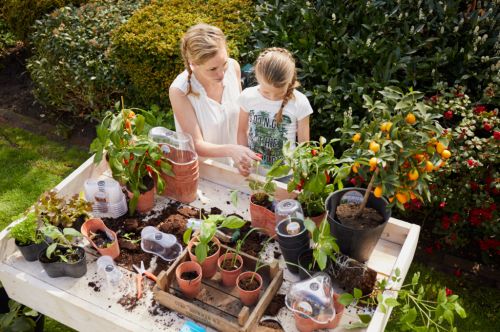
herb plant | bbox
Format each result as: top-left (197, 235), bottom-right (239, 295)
top-left (8, 211), bottom-right (44, 246)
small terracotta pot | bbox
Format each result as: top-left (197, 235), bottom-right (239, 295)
top-left (249, 195), bottom-right (276, 237)
top-left (127, 187), bottom-right (155, 214)
top-left (81, 218), bottom-right (120, 259)
top-left (236, 271), bottom-right (263, 306)
top-left (217, 253), bottom-right (244, 287)
top-left (307, 211), bottom-right (327, 228)
top-left (187, 236), bottom-right (221, 279)
top-left (175, 261), bottom-right (202, 299)
top-left (293, 293), bottom-right (345, 332)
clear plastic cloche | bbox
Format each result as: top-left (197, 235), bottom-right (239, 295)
top-left (148, 127), bottom-right (197, 165)
top-left (96, 255), bottom-right (123, 287)
top-left (285, 273), bottom-right (336, 323)
top-left (140, 226), bottom-right (183, 262)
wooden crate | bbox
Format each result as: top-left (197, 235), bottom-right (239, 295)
top-left (153, 245), bottom-right (283, 332)
top-left (0, 155), bottom-right (420, 332)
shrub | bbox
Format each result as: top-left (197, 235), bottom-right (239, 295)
top-left (111, 0), bottom-right (254, 107)
top-left (245, 0), bottom-right (499, 139)
top-left (0, 18), bottom-right (17, 59)
top-left (0, 0), bottom-right (86, 40)
top-left (27, 0), bottom-right (149, 120)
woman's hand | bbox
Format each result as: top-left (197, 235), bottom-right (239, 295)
top-left (229, 145), bottom-right (261, 176)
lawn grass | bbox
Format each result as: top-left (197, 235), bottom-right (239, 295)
top-left (0, 123), bottom-right (87, 331)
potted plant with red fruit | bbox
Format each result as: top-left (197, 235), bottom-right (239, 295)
top-left (90, 101), bottom-right (173, 215)
top-left (328, 87), bottom-right (446, 262)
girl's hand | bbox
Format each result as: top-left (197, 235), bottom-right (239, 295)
top-left (229, 145), bottom-right (261, 176)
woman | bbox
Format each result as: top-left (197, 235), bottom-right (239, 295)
top-left (169, 23), bottom-right (259, 176)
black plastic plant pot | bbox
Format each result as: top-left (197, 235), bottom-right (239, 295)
top-left (276, 217), bottom-right (309, 247)
top-left (325, 188), bottom-right (391, 263)
top-left (280, 241), bottom-right (310, 274)
top-left (38, 246), bottom-right (87, 278)
top-left (15, 240), bottom-right (48, 262)
top-left (297, 249), bottom-right (332, 280)
top-left (0, 285), bottom-right (9, 313)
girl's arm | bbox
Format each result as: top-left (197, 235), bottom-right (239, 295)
top-left (237, 109), bottom-right (249, 147)
top-left (169, 87), bottom-right (257, 175)
top-left (297, 115), bottom-right (310, 142)
top-left (232, 60), bottom-right (242, 92)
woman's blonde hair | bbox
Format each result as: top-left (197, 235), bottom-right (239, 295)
top-left (254, 47), bottom-right (300, 124)
top-left (180, 23), bottom-right (226, 96)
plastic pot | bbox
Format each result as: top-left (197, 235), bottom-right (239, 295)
top-left (81, 218), bottom-right (120, 259)
top-left (276, 218), bottom-right (310, 273)
top-left (187, 236), bottom-right (221, 279)
top-left (217, 253), bottom-right (244, 287)
top-left (325, 188), bottom-right (390, 262)
top-left (38, 246), bottom-right (87, 278)
top-left (236, 271), bottom-right (263, 306)
top-left (297, 249), bottom-right (332, 280)
top-left (15, 240), bottom-right (48, 262)
top-left (175, 261), bottom-right (202, 299)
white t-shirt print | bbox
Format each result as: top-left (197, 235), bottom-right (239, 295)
top-left (238, 86), bottom-right (313, 167)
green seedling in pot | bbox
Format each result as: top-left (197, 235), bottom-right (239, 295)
top-left (41, 225), bottom-right (83, 263)
top-left (249, 235), bottom-right (276, 285)
top-left (222, 227), bottom-right (262, 269)
top-left (8, 211), bottom-right (45, 246)
top-left (303, 217), bottom-right (339, 271)
top-left (183, 214), bottom-right (246, 263)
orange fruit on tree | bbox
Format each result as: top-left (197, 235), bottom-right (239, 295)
top-left (408, 169), bottom-right (419, 181)
top-left (388, 196), bottom-right (395, 203)
top-left (353, 133), bottom-right (361, 142)
top-left (414, 154), bottom-right (425, 162)
top-left (369, 141), bottom-right (380, 153)
top-left (441, 149), bottom-right (451, 159)
top-left (436, 142), bottom-right (446, 154)
top-left (374, 186), bottom-right (383, 198)
top-left (380, 122), bottom-right (393, 132)
top-left (369, 157), bottom-right (378, 169)
top-left (410, 191), bottom-right (417, 200)
top-left (352, 162), bottom-right (360, 173)
top-left (425, 161), bottom-right (434, 172)
top-left (396, 192), bottom-right (409, 204)
top-left (405, 113), bottom-right (416, 125)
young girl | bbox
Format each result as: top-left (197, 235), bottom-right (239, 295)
top-left (237, 47), bottom-right (312, 168)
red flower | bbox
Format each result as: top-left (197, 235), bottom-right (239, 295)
top-left (155, 159), bottom-right (162, 167)
top-left (424, 246), bottom-right (433, 254)
top-left (467, 159), bottom-right (475, 167)
top-left (452, 213), bottom-right (460, 223)
top-left (145, 165), bottom-right (153, 174)
top-left (441, 215), bottom-right (450, 230)
top-left (311, 149), bottom-right (318, 156)
top-left (454, 269), bottom-right (462, 277)
top-left (470, 181), bottom-right (479, 191)
top-left (483, 122), bottom-right (492, 131)
top-left (445, 288), bottom-right (453, 296)
top-left (439, 202), bottom-right (446, 209)
top-left (444, 110), bottom-right (453, 120)
top-left (494, 131), bottom-right (500, 140)
top-left (474, 105), bottom-right (487, 114)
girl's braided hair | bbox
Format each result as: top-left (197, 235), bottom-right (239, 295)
top-left (180, 24), bottom-right (226, 96)
top-left (254, 47), bottom-right (300, 124)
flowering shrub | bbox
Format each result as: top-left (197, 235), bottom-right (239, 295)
top-left (400, 87), bottom-right (499, 262)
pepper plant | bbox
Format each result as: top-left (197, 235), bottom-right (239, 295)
top-left (303, 218), bottom-right (339, 271)
top-left (339, 87), bottom-right (446, 212)
top-left (183, 215), bottom-right (246, 263)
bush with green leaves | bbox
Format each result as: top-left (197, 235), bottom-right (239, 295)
top-left (111, 0), bottom-right (254, 107)
top-left (27, 0), bottom-right (149, 120)
top-left (0, 0), bottom-right (86, 40)
top-left (0, 18), bottom-right (17, 59)
top-left (245, 0), bottom-right (499, 139)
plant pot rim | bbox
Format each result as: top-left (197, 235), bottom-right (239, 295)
top-left (275, 218), bottom-right (307, 238)
top-left (217, 252), bottom-right (243, 272)
top-left (176, 260), bottom-right (202, 281)
top-left (236, 271), bottom-right (263, 290)
top-left (189, 236), bottom-right (221, 260)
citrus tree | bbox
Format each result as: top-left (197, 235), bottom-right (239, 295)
top-left (339, 87), bottom-right (448, 211)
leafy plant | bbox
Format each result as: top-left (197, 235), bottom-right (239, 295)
top-left (0, 300), bottom-right (39, 332)
top-left (40, 224), bottom-right (82, 262)
top-left (338, 268), bottom-right (467, 331)
top-left (303, 218), bottom-right (339, 271)
top-left (90, 102), bottom-right (173, 215)
top-left (34, 191), bottom-right (92, 228)
top-left (183, 215), bottom-right (246, 263)
top-left (223, 227), bottom-right (260, 269)
top-left (339, 87), bottom-right (445, 213)
top-left (8, 211), bottom-right (44, 246)
top-left (247, 158), bottom-right (286, 206)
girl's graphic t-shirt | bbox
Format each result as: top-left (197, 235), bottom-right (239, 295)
top-left (238, 86), bottom-right (313, 167)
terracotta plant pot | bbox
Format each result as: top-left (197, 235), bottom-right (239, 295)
top-left (249, 195), bottom-right (276, 237)
top-left (217, 253), bottom-right (244, 287)
top-left (81, 218), bottom-right (120, 259)
top-left (161, 146), bottom-right (199, 203)
top-left (127, 187), bottom-right (155, 214)
top-left (236, 271), bottom-right (263, 306)
top-left (307, 211), bottom-right (327, 228)
top-left (293, 293), bottom-right (345, 332)
top-left (175, 261), bottom-right (202, 299)
top-left (187, 236), bottom-right (221, 279)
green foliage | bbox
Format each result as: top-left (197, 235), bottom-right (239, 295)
top-left (8, 211), bottom-right (43, 245)
top-left (35, 191), bottom-right (92, 228)
top-left (0, 0), bottom-right (86, 40)
top-left (303, 218), bottom-right (339, 271)
top-left (183, 215), bottom-right (246, 263)
top-left (0, 18), bottom-right (17, 59)
top-left (246, 0), bottom-right (499, 138)
top-left (247, 159), bottom-right (288, 203)
top-left (41, 224), bottom-right (82, 261)
top-left (111, 0), bottom-right (254, 107)
top-left (27, 0), bottom-right (149, 120)
top-left (0, 300), bottom-right (39, 332)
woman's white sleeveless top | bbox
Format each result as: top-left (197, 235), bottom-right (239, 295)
top-left (171, 58), bottom-right (240, 165)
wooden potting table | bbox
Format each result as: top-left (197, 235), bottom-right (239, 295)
top-left (0, 156), bottom-right (420, 332)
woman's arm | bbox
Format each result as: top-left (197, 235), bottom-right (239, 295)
top-left (297, 115), bottom-right (310, 143)
top-left (237, 109), bottom-right (249, 147)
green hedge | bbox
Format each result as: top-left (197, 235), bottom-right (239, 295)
top-left (111, 0), bottom-right (254, 107)
top-left (0, 0), bottom-right (86, 40)
top-left (245, 0), bottom-right (499, 139)
top-left (27, 0), bottom-right (149, 119)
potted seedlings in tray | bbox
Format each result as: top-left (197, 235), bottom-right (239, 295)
top-left (38, 225), bottom-right (87, 278)
top-left (183, 215), bottom-right (246, 279)
top-left (81, 218), bottom-right (120, 259)
top-left (329, 87), bottom-right (444, 262)
top-left (8, 211), bottom-right (47, 262)
top-left (90, 101), bottom-right (173, 215)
